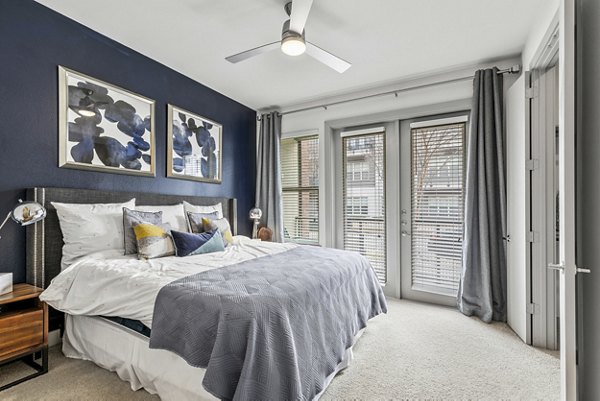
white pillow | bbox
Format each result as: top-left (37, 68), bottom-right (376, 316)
top-left (136, 204), bottom-right (188, 232)
top-left (183, 200), bottom-right (223, 219)
top-left (53, 199), bottom-right (136, 269)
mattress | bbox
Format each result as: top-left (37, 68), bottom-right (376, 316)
top-left (63, 314), bottom-right (361, 401)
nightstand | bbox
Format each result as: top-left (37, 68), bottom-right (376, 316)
top-left (0, 283), bottom-right (48, 391)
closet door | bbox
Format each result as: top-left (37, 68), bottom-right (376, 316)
top-left (506, 74), bottom-right (529, 343)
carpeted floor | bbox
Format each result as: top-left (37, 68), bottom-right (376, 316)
top-left (0, 298), bottom-right (560, 401)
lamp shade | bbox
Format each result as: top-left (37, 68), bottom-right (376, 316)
top-left (12, 200), bottom-right (46, 226)
top-left (249, 207), bottom-right (262, 220)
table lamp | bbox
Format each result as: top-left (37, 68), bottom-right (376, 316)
top-left (0, 199), bottom-right (46, 295)
top-left (249, 207), bottom-right (262, 239)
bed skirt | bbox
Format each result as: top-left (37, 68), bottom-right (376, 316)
top-left (62, 314), bottom-right (362, 401)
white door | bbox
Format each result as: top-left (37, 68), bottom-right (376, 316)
top-left (553, 0), bottom-right (581, 399)
top-left (505, 74), bottom-right (530, 343)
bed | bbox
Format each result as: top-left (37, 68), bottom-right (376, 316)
top-left (26, 187), bottom-right (387, 401)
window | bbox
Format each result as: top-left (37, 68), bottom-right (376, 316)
top-left (346, 160), bottom-right (374, 184)
top-left (411, 122), bottom-right (465, 295)
top-left (342, 131), bottom-right (386, 283)
top-left (281, 136), bottom-right (319, 245)
top-left (346, 196), bottom-right (369, 215)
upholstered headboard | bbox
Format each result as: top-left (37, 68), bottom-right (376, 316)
top-left (25, 187), bottom-right (237, 289)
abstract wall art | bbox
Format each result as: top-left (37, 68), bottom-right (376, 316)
top-left (58, 66), bottom-right (155, 176)
top-left (167, 104), bottom-right (222, 183)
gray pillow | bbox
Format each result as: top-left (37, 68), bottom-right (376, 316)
top-left (123, 207), bottom-right (163, 255)
top-left (186, 211), bottom-right (220, 233)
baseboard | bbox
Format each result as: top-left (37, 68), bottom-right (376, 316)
top-left (48, 329), bottom-right (61, 347)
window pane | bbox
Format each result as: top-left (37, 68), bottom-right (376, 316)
top-left (411, 122), bottom-right (465, 295)
top-left (281, 136), bottom-right (319, 245)
top-left (342, 132), bottom-right (386, 283)
top-left (282, 189), bottom-right (319, 244)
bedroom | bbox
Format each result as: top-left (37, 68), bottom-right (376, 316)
top-left (0, 0), bottom-right (599, 400)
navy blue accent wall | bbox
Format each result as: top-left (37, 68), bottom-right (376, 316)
top-left (0, 1), bottom-right (256, 283)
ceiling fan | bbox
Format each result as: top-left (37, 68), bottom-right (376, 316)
top-left (225, 0), bottom-right (351, 73)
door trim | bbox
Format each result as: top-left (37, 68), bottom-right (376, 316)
top-left (558, 0), bottom-right (578, 398)
top-left (528, 15), bottom-right (560, 350)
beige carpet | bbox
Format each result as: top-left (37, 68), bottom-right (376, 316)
top-left (0, 298), bottom-right (560, 401)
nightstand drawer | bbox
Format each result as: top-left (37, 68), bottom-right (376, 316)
top-left (0, 309), bottom-right (44, 358)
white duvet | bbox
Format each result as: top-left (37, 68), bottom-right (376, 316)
top-left (40, 236), bottom-right (297, 328)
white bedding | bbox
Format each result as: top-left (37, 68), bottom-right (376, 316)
top-left (41, 236), bottom-right (296, 328)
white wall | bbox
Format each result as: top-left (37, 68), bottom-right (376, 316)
top-left (282, 80), bottom-right (472, 135)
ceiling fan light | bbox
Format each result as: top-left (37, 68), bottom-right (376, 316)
top-left (281, 36), bottom-right (306, 56)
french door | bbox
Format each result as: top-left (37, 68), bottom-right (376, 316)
top-left (400, 114), bottom-right (468, 306)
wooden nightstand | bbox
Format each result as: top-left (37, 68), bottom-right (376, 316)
top-left (0, 283), bottom-right (48, 391)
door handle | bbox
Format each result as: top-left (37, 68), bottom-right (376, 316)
top-left (548, 263), bottom-right (564, 272)
top-left (503, 235), bottom-right (511, 242)
top-left (547, 263), bottom-right (592, 274)
top-left (401, 230), bottom-right (411, 237)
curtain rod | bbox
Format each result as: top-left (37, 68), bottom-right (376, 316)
top-left (257, 65), bottom-right (521, 120)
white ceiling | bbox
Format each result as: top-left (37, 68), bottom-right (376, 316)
top-left (37, 0), bottom-right (550, 110)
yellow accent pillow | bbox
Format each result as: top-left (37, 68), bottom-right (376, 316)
top-left (133, 223), bottom-right (167, 239)
top-left (133, 223), bottom-right (175, 259)
top-left (201, 217), bottom-right (234, 246)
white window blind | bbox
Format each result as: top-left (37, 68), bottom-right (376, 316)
top-left (411, 122), bottom-right (465, 294)
top-left (281, 136), bottom-right (319, 245)
top-left (342, 131), bottom-right (386, 283)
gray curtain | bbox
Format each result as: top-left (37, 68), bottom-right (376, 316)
top-left (255, 112), bottom-right (284, 242)
top-left (458, 68), bottom-right (507, 323)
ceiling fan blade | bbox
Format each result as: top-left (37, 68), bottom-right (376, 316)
top-left (225, 42), bottom-right (280, 64)
top-left (306, 42), bottom-right (351, 73)
top-left (289, 0), bottom-right (314, 34)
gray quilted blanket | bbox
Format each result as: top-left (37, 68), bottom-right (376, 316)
top-left (149, 246), bottom-right (387, 401)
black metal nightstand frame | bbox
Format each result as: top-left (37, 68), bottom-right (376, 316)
top-left (0, 346), bottom-right (48, 391)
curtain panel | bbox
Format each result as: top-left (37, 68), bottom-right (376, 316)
top-left (255, 112), bottom-right (284, 242)
top-left (458, 68), bottom-right (508, 323)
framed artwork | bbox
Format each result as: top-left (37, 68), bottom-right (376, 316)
top-left (58, 66), bottom-right (155, 176)
top-left (167, 104), bottom-right (222, 183)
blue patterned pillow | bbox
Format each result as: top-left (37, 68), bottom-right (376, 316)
top-left (170, 229), bottom-right (225, 257)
